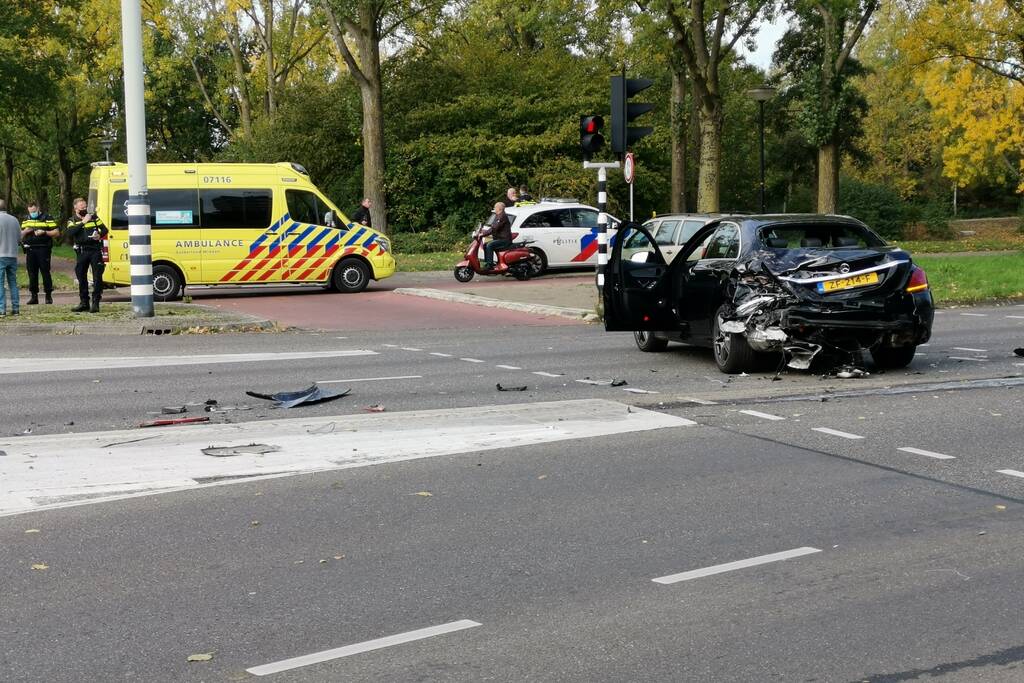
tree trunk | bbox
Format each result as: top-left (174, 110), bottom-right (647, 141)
top-left (2, 147), bottom-right (13, 208)
top-left (670, 66), bottom-right (688, 213)
top-left (817, 142), bottom-right (839, 213)
top-left (355, 8), bottom-right (387, 235)
top-left (696, 103), bottom-right (723, 213)
top-left (57, 144), bottom-right (74, 223)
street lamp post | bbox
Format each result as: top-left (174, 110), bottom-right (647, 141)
top-left (746, 85), bottom-right (776, 214)
top-left (100, 137), bottom-right (115, 163)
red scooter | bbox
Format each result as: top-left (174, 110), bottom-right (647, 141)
top-left (454, 228), bottom-right (543, 282)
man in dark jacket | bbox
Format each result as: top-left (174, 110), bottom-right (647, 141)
top-left (20, 202), bottom-right (59, 305)
top-left (482, 202), bottom-right (513, 269)
top-left (66, 197), bottom-right (108, 313)
top-left (351, 198), bottom-right (372, 227)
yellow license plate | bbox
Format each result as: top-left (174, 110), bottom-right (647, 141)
top-left (818, 272), bottom-right (879, 293)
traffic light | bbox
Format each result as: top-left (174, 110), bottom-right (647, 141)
top-left (580, 115), bottom-right (605, 157)
top-left (611, 75), bottom-right (653, 154)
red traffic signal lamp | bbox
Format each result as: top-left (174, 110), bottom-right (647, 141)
top-left (580, 115), bottom-right (605, 157)
top-left (611, 75), bottom-right (653, 154)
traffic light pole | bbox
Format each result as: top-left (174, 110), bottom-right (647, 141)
top-left (584, 161), bottom-right (620, 296)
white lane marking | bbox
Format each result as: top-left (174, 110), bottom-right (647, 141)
top-left (429, 352), bottom-right (453, 357)
top-left (652, 547), bottom-right (821, 585)
top-left (496, 365), bottom-right (521, 370)
top-left (334, 337), bottom-right (348, 340)
top-left (997, 469), bottom-right (1024, 480)
top-left (898, 446), bottom-right (955, 461)
top-left (400, 347), bottom-right (423, 352)
top-left (622, 388), bottom-right (658, 394)
top-left (812, 427), bottom-right (865, 440)
top-left (949, 356), bottom-right (989, 362)
top-left (317, 375), bottom-right (422, 384)
top-left (246, 620), bottom-right (482, 676)
top-left (960, 313), bottom-right (987, 317)
top-left (382, 344), bottom-right (399, 348)
top-left (953, 347), bottom-right (988, 353)
top-left (576, 379), bottom-right (607, 385)
top-left (1006, 316), bottom-right (1024, 320)
top-left (739, 409), bottom-right (785, 421)
top-left (919, 343), bottom-right (930, 347)
top-left (679, 397), bottom-right (718, 405)
top-left (460, 357), bottom-right (485, 363)
top-left (0, 350), bottom-right (377, 375)
top-left (533, 371), bottom-right (563, 377)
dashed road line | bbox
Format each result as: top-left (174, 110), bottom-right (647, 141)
top-left (382, 344), bottom-right (399, 348)
top-left (400, 347), bottom-right (423, 352)
top-left (949, 356), bottom-right (989, 362)
top-left (532, 371), bottom-right (563, 377)
top-left (997, 469), bottom-right (1024, 480)
top-left (960, 313), bottom-right (987, 317)
top-left (246, 620), bottom-right (482, 676)
top-left (318, 375), bottom-right (422, 384)
top-left (622, 388), bottom-right (658, 394)
top-left (898, 446), bottom-right (955, 461)
top-left (460, 358), bottom-right (485, 363)
top-left (953, 347), bottom-right (988, 353)
top-left (812, 427), bottom-right (865, 440)
top-left (679, 397), bottom-right (718, 405)
top-left (429, 352), bottom-right (453, 357)
top-left (652, 547), bottom-right (821, 585)
top-left (1006, 316), bottom-right (1024, 320)
top-left (496, 365), bottom-right (521, 370)
top-left (739, 409), bottom-right (785, 421)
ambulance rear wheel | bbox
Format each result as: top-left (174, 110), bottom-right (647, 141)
top-left (332, 258), bottom-right (370, 293)
top-left (152, 264), bottom-right (183, 302)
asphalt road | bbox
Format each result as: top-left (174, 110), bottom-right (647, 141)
top-left (1, 300), bottom-right (1023, 682)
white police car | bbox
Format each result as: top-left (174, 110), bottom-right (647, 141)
top-left (483, 199), bottom-right (620, 274)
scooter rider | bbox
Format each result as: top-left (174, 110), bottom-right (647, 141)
top-left (482, 202), bottom-right (512, 270)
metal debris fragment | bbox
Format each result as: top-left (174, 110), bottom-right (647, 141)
top-left (496, 383), bottom-right (527, 392)
top-left (246, 384), bottom-right (351, 409)
top-left (202, 444), bottom-right (282, 457)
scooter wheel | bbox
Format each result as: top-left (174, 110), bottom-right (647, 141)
top-left (454, 266), bottom-right (475, 283)
top-left (513, 268), bottom-right (530, 281)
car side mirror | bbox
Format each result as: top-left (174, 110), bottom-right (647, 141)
top-left (629, 251), bottom-right (651, 264)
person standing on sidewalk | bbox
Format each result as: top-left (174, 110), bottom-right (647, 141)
top-left (66, 197), bottom-right (108, 313)
top-left (20, 202), bottom-right (59, 305)
top-left (0, 199), bottom-right (22, 316)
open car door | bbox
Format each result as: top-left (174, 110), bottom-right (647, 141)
top-left (603, 222), bottom-right (682, 332)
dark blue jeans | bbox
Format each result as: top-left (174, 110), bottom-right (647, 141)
top-left (0, 256), bottom-right (18, 313)
top-left (483, 239), bottom-right (511, 267)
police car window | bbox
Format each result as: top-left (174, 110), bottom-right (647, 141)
top-left (521, 211), bottom-right (554, 227)
top-left (574, 209), bottom-right (599, 228)
top-left (286, 190), bottom-right (327, 227)
top-left (111, 189), bottom-right (200, 230)
top-left (703, 224), bottom-right (740, 259)
top-left (654, 220), bottom-right (681, 246)
top-left (200, 189), bottom-right (272, 230)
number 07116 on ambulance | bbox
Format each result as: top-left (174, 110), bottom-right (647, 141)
top-left (89, 161), bottom-right (394, 300)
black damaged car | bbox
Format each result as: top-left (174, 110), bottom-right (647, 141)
top-left (603, 215), bottom-right (934, 373)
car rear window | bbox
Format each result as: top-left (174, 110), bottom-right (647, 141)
top-left (758, 224), bottom-right (884, 249)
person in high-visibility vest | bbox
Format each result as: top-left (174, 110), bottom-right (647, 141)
top-left (66, 197), bottom-right (108, 313)
top-left (20, 202), bottom-right (59, 305)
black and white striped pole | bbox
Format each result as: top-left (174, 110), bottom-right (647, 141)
top-left (120, 0), bottom-right (153, 317)
top-left (584, 161), bottom-right (620, 294)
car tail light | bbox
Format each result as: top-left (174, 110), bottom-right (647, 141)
top-left (906, 265), bottom-right (928, 293)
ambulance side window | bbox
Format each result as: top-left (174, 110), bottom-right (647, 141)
top-left (200, 189), bottom-right (272, 229)
top-left (286, 189), bottom-right (330, 227)
top-left (111, 189), bottom-right (202, 230)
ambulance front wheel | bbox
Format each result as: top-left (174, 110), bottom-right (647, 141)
top-left (152, 264), bottom-right (184, 302)
top-left (332, 258), bottom-right (370, 293)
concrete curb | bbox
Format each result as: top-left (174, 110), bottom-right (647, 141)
top-left (0, 307), bottom-right (276, 336)
top-left (394, 287), bottom-right (600, 322)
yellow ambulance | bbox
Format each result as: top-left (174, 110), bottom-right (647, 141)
top-left (88, 162), bottom-right (394, 299)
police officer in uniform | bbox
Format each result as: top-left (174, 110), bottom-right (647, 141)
top-left (20, 202), bottom-right (59, 304)
top-left (66, 197), bottom-right (108, 313)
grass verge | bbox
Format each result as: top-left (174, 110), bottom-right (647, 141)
top-left (395, 251), bottom-right (463, 272)
top-left (2, 302), bottom-right (229, 324)
top-left (15, 269), bottom-right (75, 291)
top-left (916, 252), bottom-right (1024, 305)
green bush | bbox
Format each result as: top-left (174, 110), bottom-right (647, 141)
top-left (392, 220), bottom-right (471, 254)
top-left (922, 201), bottom-right (953, 239)
top-left (838, 178), bottom-right (908, 239)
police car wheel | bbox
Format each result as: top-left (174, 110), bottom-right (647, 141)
top-left (332, 258), bottom-right (370, 294)
top-left (528, 248), bottom-right (547, 275)
top-left (152, 265), bottom-right (183, 302)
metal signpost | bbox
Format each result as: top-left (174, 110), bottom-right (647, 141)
top-left (623, 152), bottom-right (635, 221)
top-left (120, 0), bottom-right (154, 318)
